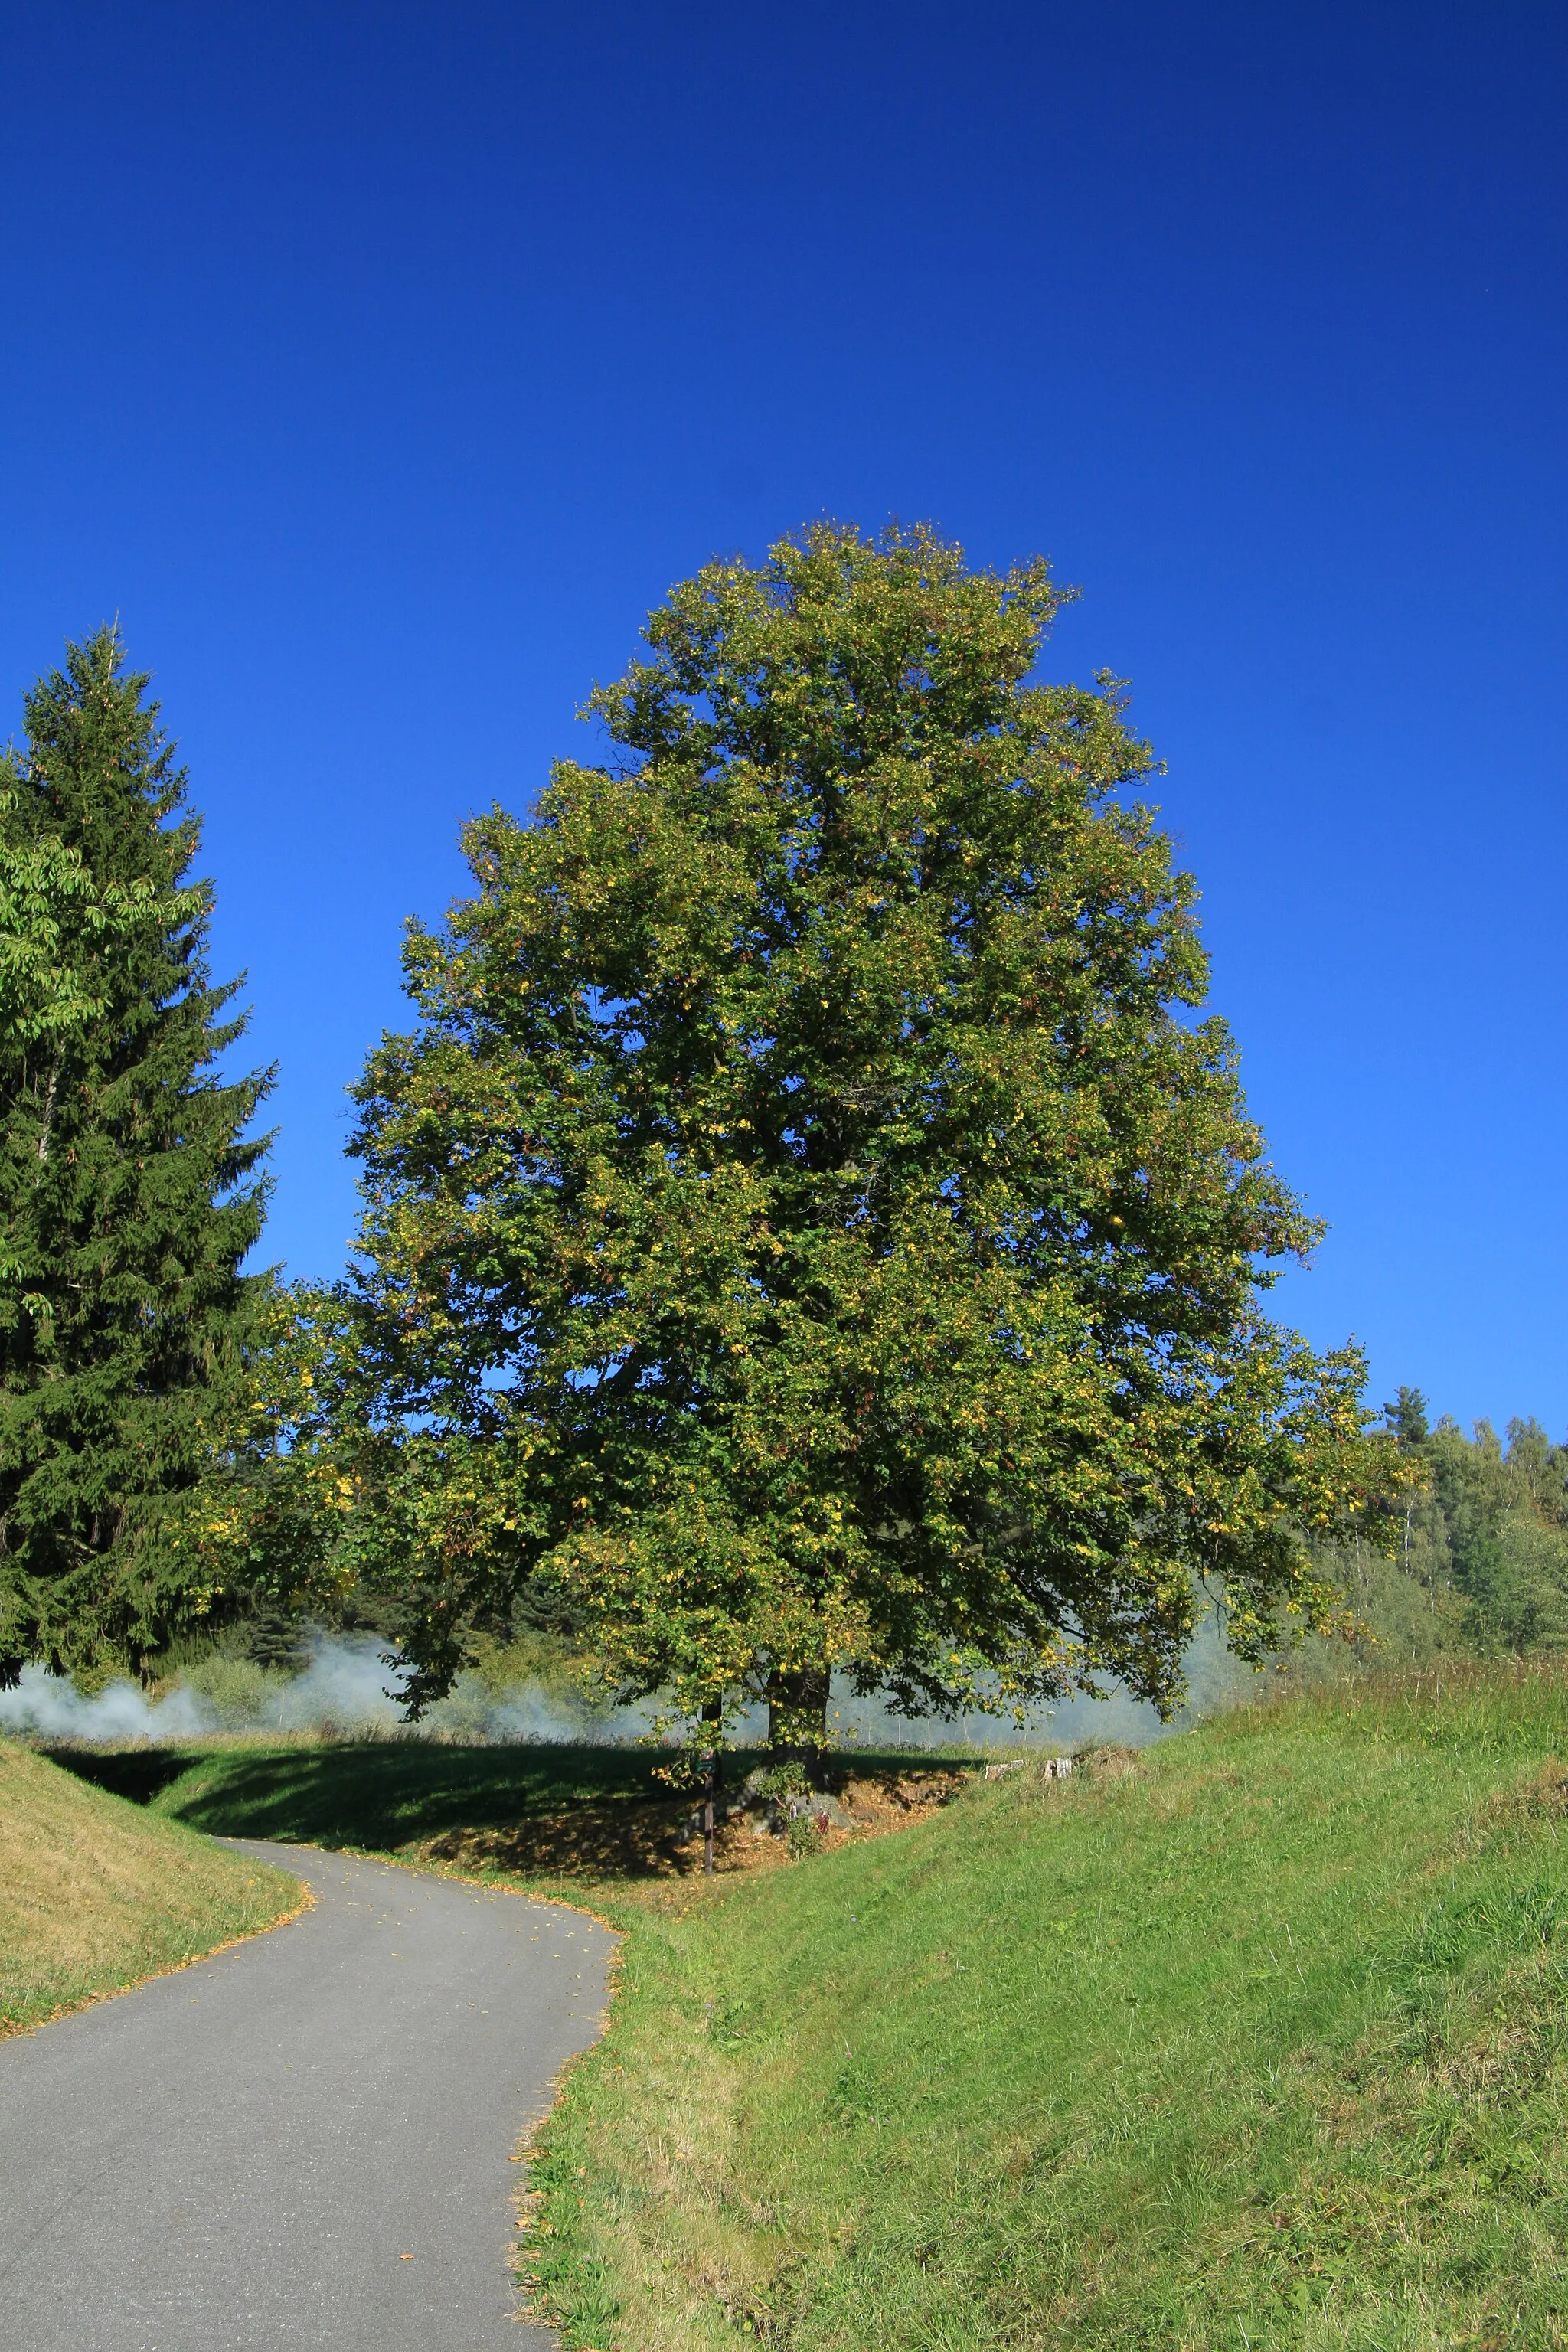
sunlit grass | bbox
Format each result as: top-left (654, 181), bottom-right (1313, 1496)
top-left (0, 1740), bottom-right (302, 2034)
top-left (522, 1664), bottom-right (1568, 2350)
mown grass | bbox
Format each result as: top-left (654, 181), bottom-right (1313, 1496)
top-left (0, 1739), bottom-right (303, 2034)
top-left (518, 1668), bottom-right (1568, 2351)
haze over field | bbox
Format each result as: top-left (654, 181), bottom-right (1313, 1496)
top-left (0, 1625), bottom-right (1245, 1749)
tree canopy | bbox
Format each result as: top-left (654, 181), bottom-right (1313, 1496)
top-left (340, 524), bottom-right (1387, 1740)
top-left (0, 630), bottom-right (274, 1684)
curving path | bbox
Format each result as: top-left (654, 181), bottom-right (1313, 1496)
top-left (0, 1841), bottom-right (616, 2350)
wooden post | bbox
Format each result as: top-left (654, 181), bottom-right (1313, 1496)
top-left (701, 1698), bottom-right (721, 1877)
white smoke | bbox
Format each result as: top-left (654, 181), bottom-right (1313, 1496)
top-left (0, 1613), bottom-right (1248, 1751)
top-left (0, 1667), bottom-right (217, 1743)
top-left (830, 1609), bottom-right (1248, 1751)
top-left (0, 1635), bottom-right (654, 1747)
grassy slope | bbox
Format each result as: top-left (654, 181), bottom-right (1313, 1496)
top-left (0, 1739), bottom-right (303, 2034)
top-left (47, 1675), bottom-right (1568, 2348)
top-left (63, 1737), bottom-right (677, 1841)
top-left (65, 1738), bottom-right (722, 1880)
top-left (525, 1670), bottom-right (1568, 2352)
top-left (61, 1738), bottom-right (969, 1886)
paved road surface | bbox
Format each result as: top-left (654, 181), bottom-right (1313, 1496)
top-left (0, 1842), bottom-right (616, 2350)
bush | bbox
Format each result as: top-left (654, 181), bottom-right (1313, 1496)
top-left (786, 1811), bottom-right (822, 1860)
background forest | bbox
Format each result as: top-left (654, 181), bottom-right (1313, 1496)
top-left (1289, 1388), bottom-right (1568, 1681)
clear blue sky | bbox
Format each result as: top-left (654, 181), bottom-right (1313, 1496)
top-left (2, 2), bottom-right (1563, 1434)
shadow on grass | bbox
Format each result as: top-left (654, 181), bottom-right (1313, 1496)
top-left (48, 1741), bottom-right (667, 1851)
top-left (45, 1748), bottom-right (196, 1805)
top-left (45, 1740), bottom-right (981, 1881)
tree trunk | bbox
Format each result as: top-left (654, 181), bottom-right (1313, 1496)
top-left (701, 1697), bottom-right (720, 1876)
top-left (35, 1061), bottom-right (59, 1165)
top-left (766, 1664), bottom-right (830, 1762)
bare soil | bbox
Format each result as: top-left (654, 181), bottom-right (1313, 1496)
top-left (413, 1764), bottom-right (970, 1883)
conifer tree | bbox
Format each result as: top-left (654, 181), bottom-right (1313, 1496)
top-left (0, 629), bottom-right (273, 1684)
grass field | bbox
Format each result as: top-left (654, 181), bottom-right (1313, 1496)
top-left (520, 1669), bottom-right (1568, 2352)
top-left (0, 1740), bottom-right (304, 2035)
top-left (44, 1668), bottom-right (1568, 2349)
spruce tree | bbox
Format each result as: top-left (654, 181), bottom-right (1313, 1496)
top-left (0, 629), bottom-right (273, 1684)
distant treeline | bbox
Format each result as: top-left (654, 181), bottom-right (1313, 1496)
top-left (1315, 1388), bottom-right (1568, 1671)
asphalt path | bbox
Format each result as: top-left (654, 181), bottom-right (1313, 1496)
top-left (0, 1841), bottom-right (616, 2350)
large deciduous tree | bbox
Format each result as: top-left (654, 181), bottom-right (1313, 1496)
top-left (0, 629), bottom-right (274, 1683)
top-left (345, 525), bottom-right (1387, 1738)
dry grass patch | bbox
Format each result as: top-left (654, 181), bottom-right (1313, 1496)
top-left (0, 1738), bottom-right (303, 2034)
